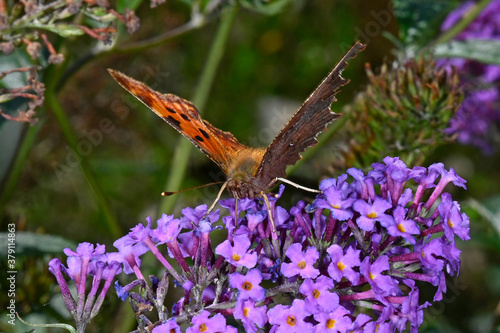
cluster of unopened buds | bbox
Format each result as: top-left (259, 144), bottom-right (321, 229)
top-left (49, 156), bottom-right (470, 332)
top-left (0, 0), bottom-right (140, 125)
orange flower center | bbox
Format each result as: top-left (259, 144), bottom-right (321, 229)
top-left (448, 218), bottom-right (454, 228)
top-left (369, 272), bottom-right (376, 280)
top-left (286, 315), bottom-right (297, 326)
top-left (337, 261), bottom-right (346, 271)
top-left (232, 253), bottom-right (241, 261)
top-left (199, 323), bottom-right (207, 332)
top-left (297, 260), bottom-right (307, 269)
top-left (242, 281), bottom-right (253, 291)
top-left (243, 307), bottom-right (250, 317)
top-left (331, 203), bottom-right (340, 209)
top-left (367, 211), bottom-right (377, 219)
top-left (313, 289), bottom-right (321, 299)
top-left (326, 319), bottom-right (336, 329)
top-left (397, 223), bottom-right (406, 232)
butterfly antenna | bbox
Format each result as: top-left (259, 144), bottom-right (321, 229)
top-left (205, 181), bottom-right (228, 216)
top-left (161, 181), bottom-right (225, 197)
top-left (276, 177), bottom-right (322, 194)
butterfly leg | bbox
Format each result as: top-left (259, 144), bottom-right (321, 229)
top-left (234, 198), bottom-right (238, 232)
top-left (262, 192), bottom-right (281, 258)
top-left (205, 181), bottom-right (228, 217)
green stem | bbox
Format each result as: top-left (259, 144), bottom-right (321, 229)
top-left (114, 18), bottom-right (204, 54)
top-left (433, 0), bottom-right (494, 45)
top-left (45, 76), bottom-right (122, 239)
top-left (158, 5), bottom-right (237, 216)
top-left (12, 0), bottom-right (66, 26)
top-left (0, 121), bottom-right (41, 218)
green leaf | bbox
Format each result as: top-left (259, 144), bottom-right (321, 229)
top-left (0, 231), bottom-right (77, 256)
top-left (27, 23), bottom-right (85, 37)
top-left (392, 0), bottom-right (453, 46)
top-left (433, 40), bottom-right (500, 66)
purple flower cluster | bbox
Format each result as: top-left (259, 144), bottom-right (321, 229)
top-left (438, 0), bottom-right (500, 153)
top-left (48, 243), bottom-right (122, 332)
top-left (50, 157), bottom-right (470, 333)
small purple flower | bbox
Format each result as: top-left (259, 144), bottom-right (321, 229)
top-left (353, 197), bottom-right (393, 231)
top-left (347, 168), bottom-right (375, 201)
top-left (152, 318), bottom-right (182, 333)
top-left (360, 256), bottom-right (399, 296)
top-left (151, 214), bottom-right (181, 243)
top-left (299, 276), bottom-right (339, 313)
top-left (313, 305), bottom-right (352, 333)
top-left (181, 204), bottom-right (220, 229)
top-left (186, 310), bottom-right (227, 333)
top-left (274, 205), bottom-right (292, 230)
top-left (215, 235), bottom-right (257, 268)
top-left (319, 174), bottom-right (350, 192)
top-left (416, 237), bottom-right (445, 272)
top-left (268, 299), bottom-right (313, 332)
top-left (348, 313), bottom-right (372, 332)
top-left (229, 269), bottom-right (266, 301)
top-left (430, 163), bottom-right (467, 188)
top-left (108, 236), bottom-right (149, 279)
top-left (281, 244), bottom-right (320, 279)
top-left (127, 217), bottom-right (152, 242)
top-left (246, 210), bottom-right (266, 233)
top-left (442, 240), bottom-right (462, 276)
top-left (177, 230), bottom-right (196, 258)
top-left (63, 242), bottom-right (105, 285)
top-left (315, 186), bottom-right (356, 221)
top-left (384, 206), bottom-right (420, 244)
top-left (327, 245), bottom-right (361, 284)
top-left (401, 280), bottom-right (431, 332)
top-left (233, 298), bottom-right (268, 333)
top-left (438, 193), bottom-right (470, 241)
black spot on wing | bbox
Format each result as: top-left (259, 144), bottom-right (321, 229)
top-left (195, 135), bottom-right (204, 142)
top-left (166, 115), bottom-right (181, 129)
top-left (199, 129), bottom-right (210, 139)
top-left (166, 107), bottom-right (176, 114)
top-left (181, 114), bottom-right (190, 121)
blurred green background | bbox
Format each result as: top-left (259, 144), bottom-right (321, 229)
top-left (1, 0), bottom-right (500, 332)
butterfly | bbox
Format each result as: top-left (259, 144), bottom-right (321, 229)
top-left (109, 41), bottom-right (365, 199)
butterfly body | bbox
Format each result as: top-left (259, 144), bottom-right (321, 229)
top-left (109, 42), bottom-right (365, 199)
top-left (224, 148), bottom-right (264, 198)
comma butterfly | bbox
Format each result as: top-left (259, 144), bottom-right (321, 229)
top-left (109, 41), bottom-right (365, 198)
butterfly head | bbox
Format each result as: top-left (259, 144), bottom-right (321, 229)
top-left (226, 178), bottom-right (263, 199)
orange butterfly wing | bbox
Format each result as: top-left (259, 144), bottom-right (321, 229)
top-left (108, 69), bottom-right (249, 175)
